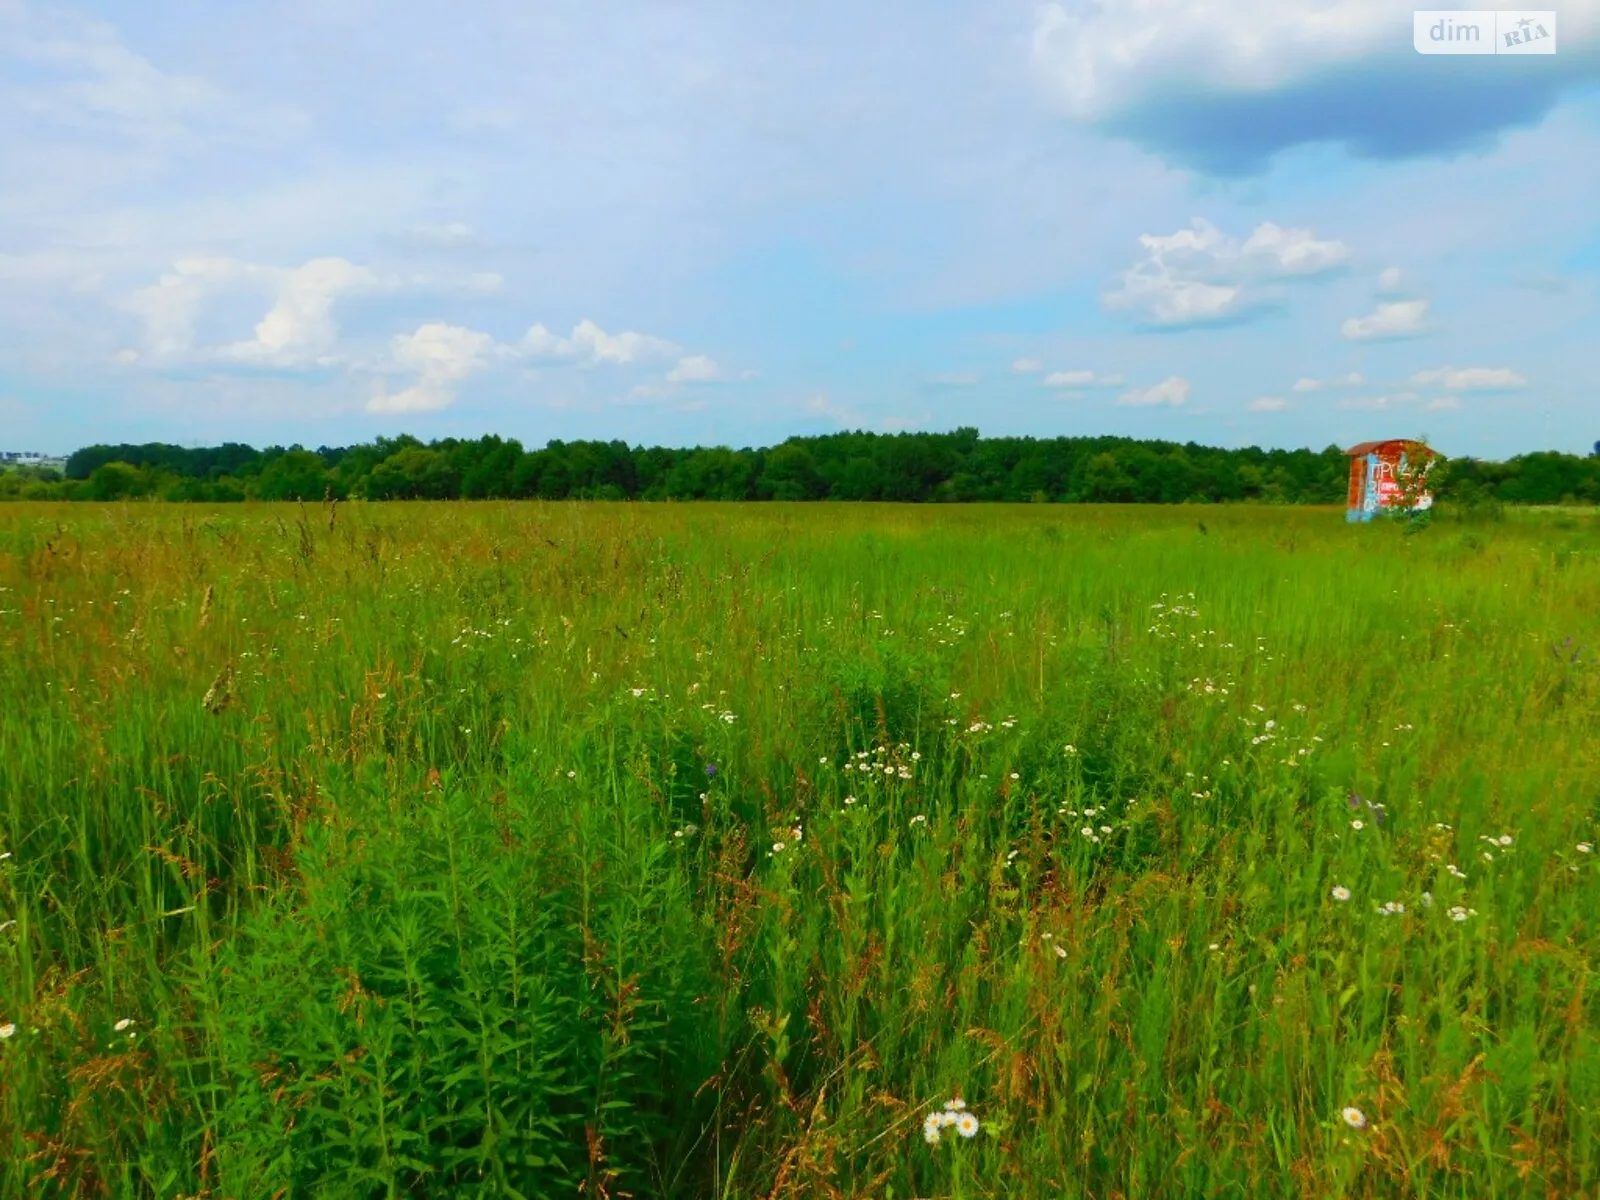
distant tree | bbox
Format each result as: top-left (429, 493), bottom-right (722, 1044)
top-left (365, 447), bottom-right (460, 500)
top-left (759, 443), bottom-right (825, 501)
top-left (87, 462), bottom-right (149, 500)
top-left (254, 450), bottom-right (336, 501)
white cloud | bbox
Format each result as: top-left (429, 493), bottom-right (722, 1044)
top-left (1291, 372), bottom-right (1364, 392)
top-left (220, 257), bottom-right (377, 365)
top-left (1427, 395), bottom-right (1461, 411)
top-left (5, 5), bottom-right (260, 143)
top-left (1410, 365), bottom-right (1526, 390)
top-left (124, 256), bottom-right (256, 357)
top-left (518, 319), bottom-right (678, 365)
top-left (1240, 222), bottom-right (1353, 276)
top-left (1011, 357), bottom-right (1044, 374)
top-left (1028, 1), bottom-right (1600, 169)
top-left (1044, 369), bottom-right (1124, 388)
top-left (124, 254), bottom-right (415, 365)
top-left (1105, 218), bottom-right (1349, 326)
top-left (1117, 376), bottom-right (1191, 407)
top-left (1031, 1), bottom-right (1402, 122)
top-left (1378, 266), bottom-right (1403, 292)
top-left (926, 371), bottom-right (980, 386)
top-left (667, 354), bottom-right (723, 383)
top-left (1342, 300), bottom-right (1429, 341)
top-left (1249, 396), bottom-right (1288, 411)
top-left (366, 322), bottom-right (497, 414)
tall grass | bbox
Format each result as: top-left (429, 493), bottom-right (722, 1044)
top-left (0, 500), bottom-right (1596, 1198)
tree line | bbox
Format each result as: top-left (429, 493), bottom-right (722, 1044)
top-left (2, 429), bottom-right (1598, 506)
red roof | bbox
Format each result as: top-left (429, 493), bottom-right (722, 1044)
top-left (1345, 439), bottom-right (1428, 457)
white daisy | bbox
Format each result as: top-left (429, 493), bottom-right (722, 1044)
top-left (1341, 1106), bottom-right (1367, 1129)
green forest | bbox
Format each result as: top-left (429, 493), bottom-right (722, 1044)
top-left (3, 429), bottom-right (1599, 505)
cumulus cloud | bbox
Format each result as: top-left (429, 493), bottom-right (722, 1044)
top-left (1011, 358), bottom-right (1044, 374)
top-left (1029, 0), bottom-right (1600, 174)
top-left (1043, 369), bottom-right (1124, 388)
top-left (124, 254), bottom-right (489, 366)
top-left (1249, 396), bottom-right (1288, 411)
top-left (125, 256), bottom-right (256, 358)
top-left (366, 322), bottom-right (498, 414)
top-left (220, 257), bottom-right (378, 365)
top-left (1105, 218), bottom-right (1350, 327)
top-left (1292, 372), bottom-right (1365, 391)
top-left (667, 354), bottom-right (723, 383)
top-left (518, 319), bottom-right (679, 365)
top-left (1342, 300), bottom-right (1430, 340)
top-left (1378, 267), bottom-right (1403, 292)
top-left (1117, 376), bottom-right (1191, 407)
top-left (1410, 365), bottom-right (1526, 390)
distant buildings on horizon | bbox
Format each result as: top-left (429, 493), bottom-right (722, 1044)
top-left (0, 451), bottom-right (68, 470)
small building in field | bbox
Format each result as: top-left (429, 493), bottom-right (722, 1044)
top-left (1345, 439), bottom-right (1435, 522)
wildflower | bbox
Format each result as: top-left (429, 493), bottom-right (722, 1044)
top-left (922, 1113), bottom-right (943, 1145)
top-left (955, 1111), bottom-right (980, 1138)
top-left (1054, 943), bottom-right (1067, 958)
top-left (772, 842), bottom-right (786, 854)
top-left (1497, 834), bottom-right (1513, 847)
top-left (1420, 892), bottom-right (1433, 908)
top-left (0, 1023), bottom-right (13, 1040)
top-left (1449, 906), bottom-right (1470, 922)
top-left (1063, 744), bottom-right (1077, 755)
top-left (1331, 886), bottom-right (1351, 902)
top-left (1341, 1107), bottom-right (1368, 1130)
top-left (631, 688), bottom-right (645, 697)
top-left (944, 1097), bottom-right (966, 1111)
top-left (1579, 843), bottom-right (1593, 854)
top-left (114, 1018), bottom-right (133, 1032)
top-left (844, 795), bottom-right (858, 806)
top-left (1351, 819), bottom-right (1364, 831)
top-left (567, 770), bottom-right (576, 779)
top-left (705, 764), bottom-right (717, 780)
top-left (1209, 943), bottom-right (1220, 951)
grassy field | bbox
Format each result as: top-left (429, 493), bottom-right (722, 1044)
top-left (0, 500), bottom-right (1597, 1199)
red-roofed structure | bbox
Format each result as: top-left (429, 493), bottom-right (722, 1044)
top-left (1345, 439), bottom-right (1435, 522)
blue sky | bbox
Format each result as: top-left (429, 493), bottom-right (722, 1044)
top-left (2, 0), bottom-right (1598, 458)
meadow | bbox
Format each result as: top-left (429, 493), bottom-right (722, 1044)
top-left (0, 499), bottom-right (1596, 1199)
